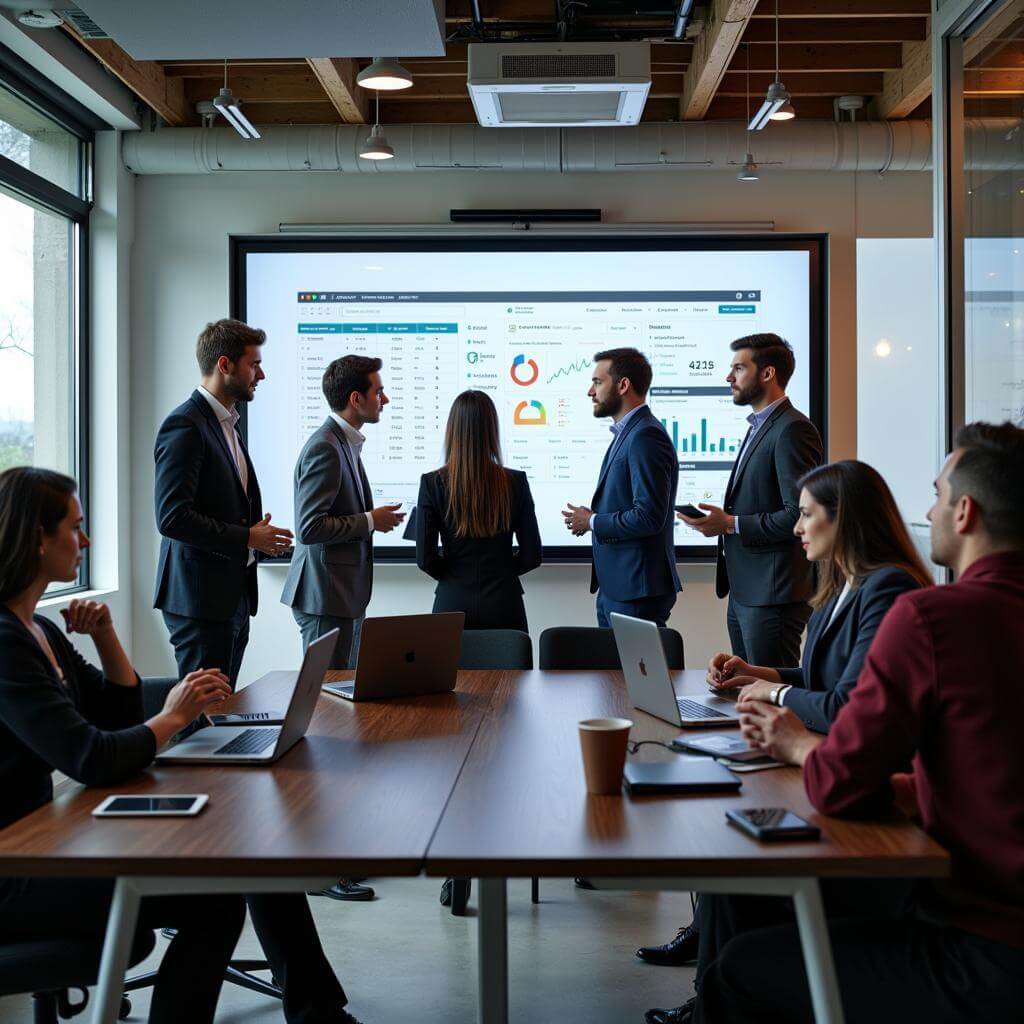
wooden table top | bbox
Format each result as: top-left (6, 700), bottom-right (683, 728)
top-left (425, 669), bottom-right (951, 880)
top-left (0, 669), bottom-right (501, 878)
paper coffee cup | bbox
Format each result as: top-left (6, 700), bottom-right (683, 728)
top-left (578, 717), bottom-right (633, 795)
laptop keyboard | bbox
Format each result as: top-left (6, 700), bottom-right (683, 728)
top-left (214, 727), bottom-right (280, 756)
top-left (677, 698), bottom-right (730, 720)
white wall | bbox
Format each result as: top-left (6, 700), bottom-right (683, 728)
top-left (128, 167), bottom-right (932, 684)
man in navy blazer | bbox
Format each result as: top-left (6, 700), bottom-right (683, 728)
top-left (154, 319), bottom-right (293, 689)
top-left (564, 348), bottom-right (681, 627)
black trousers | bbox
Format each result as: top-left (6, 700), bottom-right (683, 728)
top-left (725, 597), bottom-right (810, 668)
top-left (693, 914), bottom-right (1024, 1024)
top-left (293, 609), bottom-right (364, 670)
top-left (0, 877), bottom-right (244, 1024)
top-left (693, 881), bottom-right (912, 988)
top-left (162, 592), bottom-right (251, 691)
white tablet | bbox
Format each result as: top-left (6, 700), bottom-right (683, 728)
top-left (92, 794), bottom-right (208, 817)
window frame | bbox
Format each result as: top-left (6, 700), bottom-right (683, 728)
top-left (0, 48), bottom-right (95, 595)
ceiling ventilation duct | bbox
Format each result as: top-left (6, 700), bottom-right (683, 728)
top-left (467, 42), bottom-right (651, 128)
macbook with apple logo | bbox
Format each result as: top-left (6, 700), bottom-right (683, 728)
top-left (322, 612), bottom-right (464, 701)
top-left (610, 612), bottom-right (741, 727)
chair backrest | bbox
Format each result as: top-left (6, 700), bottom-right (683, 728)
top-left (141, 676), bottom-right (178, 719)
top-left (538, 626), bottom-right (684, 671)
top-left (459, 629), bottom-right (533, 670)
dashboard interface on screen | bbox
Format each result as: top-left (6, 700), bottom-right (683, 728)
top-left (237, 237), bottom-right (823, 560)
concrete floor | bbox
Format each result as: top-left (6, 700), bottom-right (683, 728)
top-left (0, 879), bottom-right (697, 1023)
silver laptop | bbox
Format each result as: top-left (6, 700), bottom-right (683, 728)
top-left (322, 612), bottom-right (464, 702)
top-left (610, 612), bottom-right (741, 728)
top-left (156, 629), bottom-right (338, 764)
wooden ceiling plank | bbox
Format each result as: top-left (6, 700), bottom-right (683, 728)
top-left (681, 0), bottom-right (760, 120)
top-left (718, 70), bottom-right (885, 94)
top-left (183, 73), bottom-right (327, 105)
top-left (752, 0), bottom-right (929, 16)
top-left (706, 94), bottom-right (837, 118)
top-left (738, 42), bottom-right (903, 71)
top-left (743, 17), bottom-right (927, 43)
top-left (62, 25), bottom-right (191, 125)
top-left (306, 58), bottom-right (369, 124)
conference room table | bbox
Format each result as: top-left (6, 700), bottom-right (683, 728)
top-left (0, 666), bottom-right (949, 1024)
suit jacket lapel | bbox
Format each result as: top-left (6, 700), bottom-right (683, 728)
top-left (593, 407), bottom-right (651, 499)
top-left (327, 418), bottom-right (369, 511)
top-left (190, 390), bottom-right (247, 500)
top-left (726, 398), bottom-right (792, 501)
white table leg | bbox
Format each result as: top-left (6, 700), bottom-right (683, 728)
top-left (792, 879), bottom-right (845, 1024)
top-left (91, 878), bottom-right (141, 1024)
top-left (478, 877), bottom-right (508, 1024)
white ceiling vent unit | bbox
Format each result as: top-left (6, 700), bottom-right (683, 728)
top-left (468, 42), bottom-right (651, 128)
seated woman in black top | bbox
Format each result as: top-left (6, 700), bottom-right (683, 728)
top-left (641, 460), bottom-right (934, 1024)
top-left (416, 390), bottom-right (542, 632)
top-left (0, 468), bottom-right (358, 1024)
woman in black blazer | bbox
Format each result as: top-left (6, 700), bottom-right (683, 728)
top-left (0, 468), bottom-right (356, 1024)
top-left (416, 390), bottom-right (542, 633)
top-left (707, 459), bottom-right (933, 727)
top-left (639, 460), bottom-right (934, 993)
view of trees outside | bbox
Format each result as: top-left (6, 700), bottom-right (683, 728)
top-left (0, 120), bottom-right (36, 471)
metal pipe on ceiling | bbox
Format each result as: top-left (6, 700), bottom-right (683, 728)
top-left (121, 120), bottom-right (1019, 175)
top-left (673, 0), bottom-right (696, 40)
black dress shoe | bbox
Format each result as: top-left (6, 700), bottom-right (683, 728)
top-left (309, 879), bottom-right (375, 901)
top-left (644, 997), bottom-right (696, 1024)
top-left (636, 923), bottom-right (699, 966)
top-left (574, 877), bottom-right (597, 890)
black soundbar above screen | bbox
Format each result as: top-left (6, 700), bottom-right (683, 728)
top-left (231, 233), bottom-right (826, 563)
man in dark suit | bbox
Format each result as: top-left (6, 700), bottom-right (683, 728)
top-left (564, 348), bottom-right (681, 627)
top-left (281, 354), bottom-right (404, 904)
top-left (282, 354), bottom-right (404, 670)
top-left (154, 319), bottom-right (293, 689)
top-left (154, 321), bottom-right (362, 1023)
top-left (679, 333), bottom-right (822, 667)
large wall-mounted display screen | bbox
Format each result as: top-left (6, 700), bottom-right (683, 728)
top-left (232, 235), bottom-right (826, 561)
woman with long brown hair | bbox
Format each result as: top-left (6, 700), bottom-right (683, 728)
top-left (416, 390), bottom-right (542, 632)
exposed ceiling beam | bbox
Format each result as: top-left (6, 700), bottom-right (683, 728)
top-left (61, 23), bottom-right (191, 125)
top-left (183, 72), bottom-right (327, 105)
top-left (306, 58), bottom-right (369, 123)
top-left (964, 69), bottom-right (1024, 94)
top-left (706, 95), bottom-right (837, 118)
top-left (740, 42), bottom-right (903, 71)
top-left (680, 0), bottom-right (759, 120)
top-left (751, 0), bottom-right (929, 16)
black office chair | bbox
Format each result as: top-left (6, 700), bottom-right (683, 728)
top-left (534, 627), bottom-right (685, 900)
top-left (0, 931), bottom-right (154, 1023)
top-left (538, 626), bottom-right (685, 671)
top-left (133, 677), bottom-right (283, 1005)
top-left (441, 631), bottom-right (534, 916)
top-left (459, 629), bottom-right (534, 670)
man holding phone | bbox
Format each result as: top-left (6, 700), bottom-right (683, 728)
top-left (677, 334), bottom-right (822, 668)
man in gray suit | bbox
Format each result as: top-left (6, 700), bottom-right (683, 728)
top-left (678, 333), bottom-right (822, 668)
top-left (282, 354), bottom-right (404, 670)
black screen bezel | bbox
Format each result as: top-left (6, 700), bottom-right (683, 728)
top-left (230, 232), bottom-right (827, 564)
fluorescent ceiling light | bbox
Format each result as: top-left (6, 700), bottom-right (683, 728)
top-left (360, 124), bottom-right (394, 160)
top-left (357, 57), bottom-right (413, 91)
top-left (737, 153), bottom-right (759, 181)
top-left (213, 87), bottom-right (260, 140)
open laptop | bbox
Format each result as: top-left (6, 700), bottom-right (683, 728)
top-left (610, 612), bottom-right (741, 728)
top-left (322, 612), bottom-right (464, 702)
top-left (156, 629), bottom-right (337, 764)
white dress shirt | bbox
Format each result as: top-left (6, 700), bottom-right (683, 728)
top-left (328, 412), bottom-right (375, 535)
top-left (198, 386), bottom-right (254, 566)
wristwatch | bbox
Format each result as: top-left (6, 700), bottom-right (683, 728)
top-left (769, 686), bottom-right (783, 706)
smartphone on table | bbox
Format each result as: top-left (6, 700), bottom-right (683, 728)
top-left (725, 808), bottom-right (821, 841)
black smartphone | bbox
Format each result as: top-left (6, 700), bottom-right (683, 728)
top-left (725, 808), bottom-right (821, 842)
top-left (675, 503), bottom-right (707, 518)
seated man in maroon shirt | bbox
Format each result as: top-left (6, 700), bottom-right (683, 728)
top-left (687, 422), bottom-right (1024, 1024)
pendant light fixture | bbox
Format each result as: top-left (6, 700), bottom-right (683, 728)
top-left (360, 92), bottom-right (395, 160)
top-left (738, 44), bottom-right (759, 181)
top-left (212, 59), bottom-right (261, 140)
top-left (748, 0), bottom-right (794, 130)
top-left (356, 57), bottom-right (414, 91)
